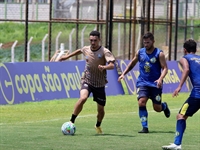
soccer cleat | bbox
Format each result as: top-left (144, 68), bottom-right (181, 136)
top-left (162, 143), bottom-right (182, 150)
top-left (94, 126), bottom-right (103, 134)
top-left (138, 127), bottom-right (149, 133)
top-left (164, 102), bottom-right (170, 118)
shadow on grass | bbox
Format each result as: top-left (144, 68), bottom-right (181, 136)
top-left (93, 133), bottom-right (135, 137)
top-left (148, 130), bottom-right (175, 134)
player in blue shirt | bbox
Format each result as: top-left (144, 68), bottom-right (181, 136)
top-left (162, 39), bottom-right (200, 150)
top-left (118, 32), bottom-right (170, 133)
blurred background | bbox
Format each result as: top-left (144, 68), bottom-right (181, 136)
top-left (0, 0), bottom-right (200, 62)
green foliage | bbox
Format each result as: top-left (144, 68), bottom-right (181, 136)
top-left (0, 93), bottom-right (199, 150)
top-left (0, 22), bottom-right (97, 62)
top-left (0, 22), bottom-right (24, 43)
top-left (0, 22), bottom-right (95, 44)
top-left (1, 21), bottom-right (200, 62)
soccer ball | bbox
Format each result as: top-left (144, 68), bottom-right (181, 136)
top-left (61, 121), bottom-right (76, 135)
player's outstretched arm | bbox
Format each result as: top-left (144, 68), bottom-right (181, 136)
top-left (50, 50), bottom-right (59, 62)
top-left (172, 57), bottom-right (190, 97)
top-left (155, 52), bottom-right (168, 88)
top-left (118, 51), bottom-right (139, 82)
top-left (50, 49), bottom-right (70, 62)
top-left (59, 49), bottom-right (82, 61)
top-left (98, 61), bottom-right (115, 72)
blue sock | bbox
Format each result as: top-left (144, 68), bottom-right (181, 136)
top-left (174, 119), bottom-right (186, 145)
top-left (139, 106), bottom-right (148, 128)
top-left (161, 102), bottom-right (166, 111)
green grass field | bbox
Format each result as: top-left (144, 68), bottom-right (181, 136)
top-left (0, 93), bottom-right (200, 150)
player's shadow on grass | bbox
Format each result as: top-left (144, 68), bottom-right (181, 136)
top-left (149, 130), bottom-right (174, 134)
top-left (94, 133), bottom-right (135, 137)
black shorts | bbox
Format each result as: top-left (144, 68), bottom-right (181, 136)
top-left (137, 86), bottom-right (162, 104)
top-left (81, 82), bottom-right (106, 106)
top-left (179, 97), bottom-right (200, 117)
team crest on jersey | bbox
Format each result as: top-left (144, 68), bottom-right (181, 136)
top-left (98, 54), bottom-right (102, 58)
top-left (144, 62), bottom-right (150, 72)
top-left (150, 57), bottom-right (156, 63)
top-left (155, 95), bottom-right (161, 101)
top-left (84, 83), bottom-right (88, 87)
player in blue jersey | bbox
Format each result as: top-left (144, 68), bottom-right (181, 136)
top-left (162, 39), bottom-right (200, 150)
top-left (118, 32), bottom-right (170, 133)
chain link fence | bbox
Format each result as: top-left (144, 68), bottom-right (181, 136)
top-left (0, 0), bottom-right (200, 62)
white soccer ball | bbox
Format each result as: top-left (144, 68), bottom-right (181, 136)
top-left (61, 122), bottom-right (76, 135)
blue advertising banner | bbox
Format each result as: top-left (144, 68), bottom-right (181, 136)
top-left (117, 60), bottom-right (191, 95)
top-left (0, 61), bottom-right (124, 105)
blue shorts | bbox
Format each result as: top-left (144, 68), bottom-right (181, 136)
top-left (137, 86), bottom-right (162, 104)
top-left (81, 82), bottom-right (106, 106)
top-left (179, 97), bottom-right (200, 116)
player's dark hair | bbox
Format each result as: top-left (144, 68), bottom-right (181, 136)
top-left (183, 39), bottom-right (197, 53)
top-left (143, 32), bottom-right (154, 41)
top-left (89, 31), bottom-right (100, 38)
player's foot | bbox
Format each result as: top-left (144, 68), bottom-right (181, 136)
top-left (162, 143), bottom-right (182, 150)
top-left (164, 102), bottom-right (170, 118)
top-left (138, 127), bottom-right (149, 133)
top-left (94, 126), bottom-right (103, 134)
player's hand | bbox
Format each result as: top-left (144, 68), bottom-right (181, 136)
top-left (98, 65), bottom-right (105, 72)
top-left (172, 87), bottom-right (181, 97)
top-left (118, 74), bottom-right (124, 82)
top-left (50, 58), bottom-right (54, 62)
top-left (154, 79), bottom-right (162, 88)
top-left (56, 57), bottom-right (62, 62)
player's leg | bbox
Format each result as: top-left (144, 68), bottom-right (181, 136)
top-left (137, 87), bottom-right (149, 133)
top-left (172, 97), bottom-right (200, 146)
top-left (152, 101), bottom-right (170, 118)
top-left (162, 97), bottom-right (200, 150)
top-left (174, 114), bottom-right (188, 146)
top-left (162, 115), bottom-right (187, 150)
top-left (96, 103), bottom-right (105, 126)
top-left (70, 83), bottom-right (90, 123)
top-left (150, 87), bottom-right (170, 118)
top-left (93, 86), bottom-right (106, 134)
top-left (94, 103), bottom-right (105, 134)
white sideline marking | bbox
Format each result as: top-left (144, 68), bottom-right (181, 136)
top-left (0, 109), bottom-right (179, 126)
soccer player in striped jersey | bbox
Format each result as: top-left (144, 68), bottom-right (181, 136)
top-left (162, 39), bottom-right (200, 150)
top-left (58, 31), bottom-right (115, 134)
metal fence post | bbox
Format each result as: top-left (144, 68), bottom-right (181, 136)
top-left (81, 26), bottom-right (87, 60)
top-left (55, 31), bottom-right (62, 51)
top-left (11, 40), bottom-right (18, 63)
top-left (27, 37), bottom-right (33, 62)
top-left (42, 34), bottom-right (48, 62)
top-left (69, 28), bottom-right (75, 61)
top-left (118, 23), bottom-right (121, 56)
top-left (4, 0), bottom-right (7, 19)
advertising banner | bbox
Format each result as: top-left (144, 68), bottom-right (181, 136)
top-left (0, 61), bottom-right (124, 105)
top-left (117, 60), bottom-right (191, 95)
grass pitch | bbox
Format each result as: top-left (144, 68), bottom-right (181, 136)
top-left (0, 93), bottom-right (200, 150)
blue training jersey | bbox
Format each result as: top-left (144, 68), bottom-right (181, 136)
top-left (184, 54), bottom-right (200, 98)
top-left (137, 48), bottom-right (162, 88)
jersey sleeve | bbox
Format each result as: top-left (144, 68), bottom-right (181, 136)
top-left (80, 47), bottom-right (85, 53)
top-left (104, 48), bottom-right (115, 63)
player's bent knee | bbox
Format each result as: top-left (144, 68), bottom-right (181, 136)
top-left (177, 114), bottom-right (187, 120)
top-left (153, 106), bottom-right (162, 112)
top-left (78, 98), bottom-right (87, 104)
